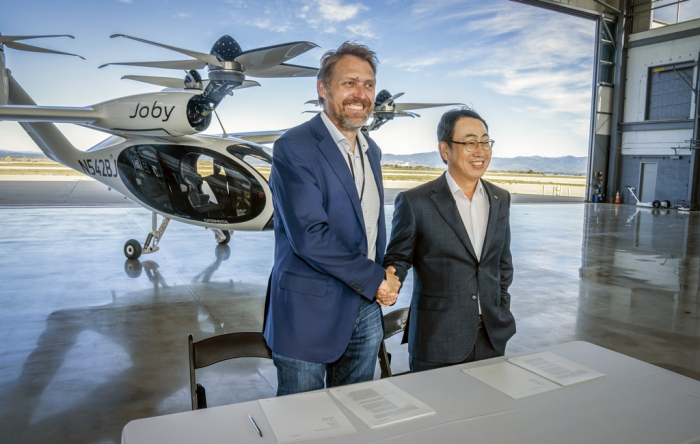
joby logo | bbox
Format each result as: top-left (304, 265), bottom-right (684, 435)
top-left (128, 102), bottom-right (175, 122)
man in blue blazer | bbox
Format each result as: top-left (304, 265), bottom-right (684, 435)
top-left (264, 42), bottom-right (400, 395)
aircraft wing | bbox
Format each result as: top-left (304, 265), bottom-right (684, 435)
top-left (230, 130), bottom-right (286, 144)
top-left (0, 105), bottom-right (100, 123)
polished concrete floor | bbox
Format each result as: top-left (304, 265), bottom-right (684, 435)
top-left (0, 203), bottom-right (698, 444)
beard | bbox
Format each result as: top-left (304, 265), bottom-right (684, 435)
top-left (327, 94), bottom-right (374, 132)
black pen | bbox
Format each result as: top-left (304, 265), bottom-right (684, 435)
top-left (248, 414), bottom-right (263, 437)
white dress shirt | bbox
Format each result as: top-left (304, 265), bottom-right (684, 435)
top-left (320, 112), bottom-right (380, 261)
top-left (445, 170), bottom-right (490, 313)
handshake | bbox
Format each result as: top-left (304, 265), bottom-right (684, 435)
top-left (376, 266), bottom-right (401, 307)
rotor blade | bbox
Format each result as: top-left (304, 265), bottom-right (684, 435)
top-left (395, 102), bottom-right (464, 111)
top-left (302, 110), bottom-right (321, 114)
top-left (395, 110), bottom-right (419, 117)
top-left (246, 62), bottom-right (318, 78)
top-left (379, 92), bottom-right (404, 107)
top-left (98, 59), bottom-right (207, 70)
top-left (234, 80), bottom-right (261, 90)
top-left (110, 34), bottom-right (222, 67)
top-left (0, 34), bottom-right (74, 43)
top-left (231, 130), bottom-right (286, 144)
top-left (235, 41), bottom-right (318, 71)
top-left (121, 75), bottom-right (185, 88)
top-left (305, 100), bottom-right (320, 106)
top-left (4, 41), bottom-right (84, 59)
top-left (0, 105), bottom-right (100, 123)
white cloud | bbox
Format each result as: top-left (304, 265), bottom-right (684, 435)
top-left (173, 12), bottom-right (191, 18)
top-left (118, 0), bottom-right (133, 4)
top-left (347, 22), bottom-right (376, 39)
top-left (392, 2), bottom-right (595, 136)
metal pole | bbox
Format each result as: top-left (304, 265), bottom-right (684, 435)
top-left (606, 0), bottom-right (629, 203)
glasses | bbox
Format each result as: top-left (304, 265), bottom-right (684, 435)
top-left (449, 139), bottom-right (495, 152)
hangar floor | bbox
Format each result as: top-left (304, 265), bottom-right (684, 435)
top-left (0, 202), bottom-right (698, 444)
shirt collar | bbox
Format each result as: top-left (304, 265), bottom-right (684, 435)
top-left (445, 170), bottom-right (485, 199)
top-left (320, 111), bottom-right (368, 155)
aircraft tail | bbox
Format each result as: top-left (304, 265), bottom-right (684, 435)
top-left (7, 73), bottom-right (82, 165)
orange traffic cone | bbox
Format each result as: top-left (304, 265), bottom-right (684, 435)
top-left (614, 190), bottom-right (620, 204)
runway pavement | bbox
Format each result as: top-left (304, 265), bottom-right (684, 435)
top-left (0, 176), bottom-right (585, 206)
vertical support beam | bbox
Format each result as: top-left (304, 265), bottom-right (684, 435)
top-left (606, 0), bottom-right (629, 202)
top-left (689, 51), bottom-right (700, 210)
top-left (587, 19), bottom-right (602, 202)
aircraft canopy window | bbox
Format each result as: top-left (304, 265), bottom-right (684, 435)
top-left (118, 144), bottom-right (266, 224)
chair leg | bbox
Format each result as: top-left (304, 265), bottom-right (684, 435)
top-left (196, 383), bottom-right (208, 409)
top-left (378, 340), bottom-right (393, 378)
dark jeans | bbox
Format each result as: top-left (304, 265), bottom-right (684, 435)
top-left (273, 296), bottom-right (383, 396)
top-left (409, 317), bottom-right (503, 373)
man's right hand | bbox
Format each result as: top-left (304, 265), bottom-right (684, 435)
top-left (379, 266), bottom-right (401, 294)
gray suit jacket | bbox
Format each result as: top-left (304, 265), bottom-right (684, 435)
top-left (384, 174), bottom-right (515, 364)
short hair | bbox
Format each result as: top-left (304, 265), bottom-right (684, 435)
top-left (437, 107), bottom-right (489, 164)
top-left (317, 42), bottom-right (378, 105)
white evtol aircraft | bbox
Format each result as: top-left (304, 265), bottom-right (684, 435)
top-left (0, 33), bottom-right (318, 259)
top-left (305, 89), bottom-right (463, 132)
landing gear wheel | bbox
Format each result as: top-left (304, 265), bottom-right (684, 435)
top-left (652, 200), bottom-right (661, 208)
top-left (124, 239), bottom-right (142, 260)
top-left (664, 200), bottom-right (671, 208)
top-left (216, 230), bottom-right (231, 245)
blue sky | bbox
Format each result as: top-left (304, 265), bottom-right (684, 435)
top-left (2, 0), bottom-right (598, 158)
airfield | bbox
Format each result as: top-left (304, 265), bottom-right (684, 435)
top-left (1, 175), bottom-right (698, 444)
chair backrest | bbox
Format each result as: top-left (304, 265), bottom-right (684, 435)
top-left (188, 332), bottom-right (272, 410)
top-left (378, 307), bottom-right (410, 378)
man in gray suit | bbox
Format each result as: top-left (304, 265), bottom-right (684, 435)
top-left (383, 107), bottom-right (515, 373)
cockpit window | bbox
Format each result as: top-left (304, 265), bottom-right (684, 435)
top-left (227, 143), bottom-right (272, 166)
top-left (118, 144), bottom-right (267, 224)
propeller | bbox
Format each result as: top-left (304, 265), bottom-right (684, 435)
top-left (100, 34), bottom-right (318, 78)
top-left (303, 89), bottom-right (464, 131)
top-left (102, 34), bottom-right (319, 132)
top-left (0, 34), bottom-right (84, 59)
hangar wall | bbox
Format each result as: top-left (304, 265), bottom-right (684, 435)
top-left (618, 18), bottom-right (700, 205)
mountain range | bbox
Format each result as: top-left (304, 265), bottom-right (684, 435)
top-left (2, 149), bottom-right (587, 175)
top-left (382, 152), bottom-right (587, 175)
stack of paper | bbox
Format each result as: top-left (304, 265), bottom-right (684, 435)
top-left (259, 392), bottom-right (356, 443)
top-left (330, 379), bottom-right (435, 428)
top-left (507, 352), bottom-right (605, 386)
top-left (463, 351), bottom-right (605, 400)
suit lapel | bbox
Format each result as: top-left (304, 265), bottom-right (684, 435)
top-left (481, 180), bottom-right (501, 257)
top-left (364, 136), bottom-right (384, 205)
top-left (429, 174), bottom-right (478, 261)
top-left (311, 115), bottom-right (365, 231)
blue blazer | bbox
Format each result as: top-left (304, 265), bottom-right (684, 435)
top-left (263, 114), bottom-right (387, 363)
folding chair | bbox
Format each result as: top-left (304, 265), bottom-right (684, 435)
top-left (188, 332), bottom-right (272, 409)
top-left (378, 307), bottom-right (410, 378)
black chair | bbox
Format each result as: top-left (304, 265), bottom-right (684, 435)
top-left (378, 307), bottom-right (410, 378)
top-left (188, 332), bottom-right (272, 410)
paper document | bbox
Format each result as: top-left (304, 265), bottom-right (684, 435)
top-left (508, 351), bottom-right (605, 386)
top-left (463, 362), bottom-right (562, 399)
top-left (329, 379), bottom-right (435, 428)
top-left (259, 392), bottom-right (356, 443)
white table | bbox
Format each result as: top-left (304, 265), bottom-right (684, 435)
top-left (122, 342), bottom-right (700, 444)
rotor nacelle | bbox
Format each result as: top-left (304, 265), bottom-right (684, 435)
top-left (89, 92), bottom-right (211, 137)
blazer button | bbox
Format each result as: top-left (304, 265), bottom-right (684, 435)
top-left (478, 266), bottom-right (482, 272)
top-left (471, 295), bottom-right (477, 300)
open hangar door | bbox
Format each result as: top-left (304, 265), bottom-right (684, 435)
top-left (511, 0), bottom-right (700, 209)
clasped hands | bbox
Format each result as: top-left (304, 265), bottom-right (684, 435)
top-left (376, 266), bottom-right (400, 307)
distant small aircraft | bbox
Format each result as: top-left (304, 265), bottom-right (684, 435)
top-left (304, 89), bottom-right (463, 131)
top-left (0, 32), bottom-right (318, 259)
